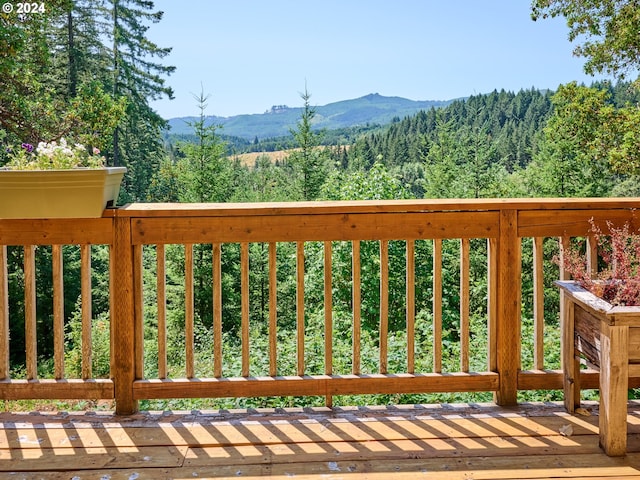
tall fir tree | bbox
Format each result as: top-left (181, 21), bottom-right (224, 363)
top-left (287, 87), bottom-right (329, 200)
top-left (0, 0), bottom-right (124, 152)
top-left (99, 0), bottom-right (175, 200)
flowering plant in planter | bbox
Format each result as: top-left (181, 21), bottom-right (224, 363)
top-left (4, 138), bottom-right (105, 170)
top-left (0, 138), bottom-right (125, 219)
top-left (559, 219), bottom-right (640, 306)
top-left (556, 218), bottom-right (640, 456)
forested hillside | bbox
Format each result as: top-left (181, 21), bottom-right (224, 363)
top-left (167, 93), bottom-right (453, 140)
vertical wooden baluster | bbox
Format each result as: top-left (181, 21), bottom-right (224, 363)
top-left (133, 244), bottom-right (144, 380)
top-left (24, 245), bottom-right (37, 380)
top-left (558, 235), bottom-right (571, 374)
top-left (559, 236), bottom-right (571, 281)
top-left (185, 243), bottom-right (194, 378)
top-left (52, 245), bottom-right (64, 379)
top-left (460, 238), bottom-right (470, 373)
top-left (0, 246), bottom-right (9, 380)
top-left (406, 240), bottom-right (415, 374)
top-left (487, 238), bottom-right (498, 372)
top-left (433, 239), bottom-right (442, 373)
top-left (533, 237), bottom-right (545, 370)
top-left (241, 242), bottom-right (250, 377)
top-left (324, 241), bottom-right (333, 406)
top-left (269, 242), bottom-right (277, 376)
top-left (213, 243), bottom-right (223, 378)
top-left (81, 244), bottom-right (92, 380)
top-left (352, 241), bottom-right (361, 375)
top-left (156, 244), bottom-right (167, 378)
top-left (379, 240), bottom-right (389, 374)
top-left (109, 240), bottom-right (115, 378)
top-left (296, 241), bottom-right (305, 376)
top-left (587, 235), bottom-right (598, 276)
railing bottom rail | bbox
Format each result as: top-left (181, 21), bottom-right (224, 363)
top-left (133, 373), bottom-right (499, 400)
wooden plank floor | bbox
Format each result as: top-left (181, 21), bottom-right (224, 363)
top-left (3, 401), bottom-right (640, 479)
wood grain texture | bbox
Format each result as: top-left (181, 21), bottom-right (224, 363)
top-left (460, 238), bottom-right (470, 373)
top-left (433, 239), bottom-right (443, 373)
top-left (496, 210), bottom-right (521, 406)
top-left (52, 245), bottom-right (65, 380)
top-left (131, 211), bottom-right (499, 245)
top-left (133, 372), bottom-right (499, 399)
top-left (111, 217), bottom-right (137, 414)
top-left (156, 244), bottom-right (167, 378)
top-left (406, 240), bottom-right (415, 374)
top-left (81, 244), bottom-right (92, 380)
top-left (0, 246), bottom-right (7, 380)
top-left (533, 237), bottom-right (545, 370)
top-left (24, 245), bottom-right (37, 380)
top-left (5, 402), bottom-right (640, 479)
top-left (599, 323), bottom-right (630, 456)
top-left (213, 243), bottom-right (223, 378)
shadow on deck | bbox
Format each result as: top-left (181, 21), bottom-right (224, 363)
top-left (3, 401), bottom-right (640, 479)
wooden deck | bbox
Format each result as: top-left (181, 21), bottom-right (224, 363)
top-left (4, 402), bottom-right (640, 479)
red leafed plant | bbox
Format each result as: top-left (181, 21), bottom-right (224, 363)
top-left (559, 219), bottom-right (640, 306)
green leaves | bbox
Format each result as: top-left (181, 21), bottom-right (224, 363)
top-left (545, 82), bottom-right (640, 175)
top-left (531, 0), bottom-right (640, 80)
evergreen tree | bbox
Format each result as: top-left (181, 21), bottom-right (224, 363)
top-left (0, 0), bottom-right (124, 148)
top-left (522, 84), bottom-right (618, 196)
top-left (287, 87), bottom-right (329, 200)
top-left (422, 114), bottom-right (465, 198)
top-left (99, 0), bottom-right (175, 199)
top-left (176, 90), bottom-right (230, 203)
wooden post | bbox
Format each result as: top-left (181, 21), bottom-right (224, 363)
top-left (599, 322), bottom-right (629, 456)
top-left (111, 216), bottom-right (138, 415)
top-left (495, 209), bottom-right (521, 406)
top-left (561, 296), bottom-right (579, 412)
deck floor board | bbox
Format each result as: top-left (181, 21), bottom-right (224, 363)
top-left (2, 402), bottom-right (640, 479)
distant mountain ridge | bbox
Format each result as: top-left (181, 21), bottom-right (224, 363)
top-left (166, 93), bottom-right (454, 140)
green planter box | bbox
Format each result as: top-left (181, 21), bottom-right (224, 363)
top-left (0, 167), bottom-right (126, 219)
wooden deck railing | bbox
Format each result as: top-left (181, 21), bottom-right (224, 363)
top-left (1, 199), bottom-right (639, 414)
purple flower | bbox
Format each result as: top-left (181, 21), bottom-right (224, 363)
top-left (21, 143), bottom-right (34, 153)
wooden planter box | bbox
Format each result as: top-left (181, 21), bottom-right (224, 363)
top-left (0, 167), bottom-right (126, 219)
top-left (557, 280), bottom-right (640, 456)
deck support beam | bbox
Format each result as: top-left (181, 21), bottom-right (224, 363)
top-left (495, 209), bottom-right (521, 406)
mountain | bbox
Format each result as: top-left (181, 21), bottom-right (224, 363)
top-left (166, 93), bottom-right (454, 140)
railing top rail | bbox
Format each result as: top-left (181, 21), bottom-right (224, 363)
top-left (109, 198), bottom-right (640, 218)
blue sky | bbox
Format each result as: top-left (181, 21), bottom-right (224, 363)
top-left (148, 1), bottom-right (611, 119)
